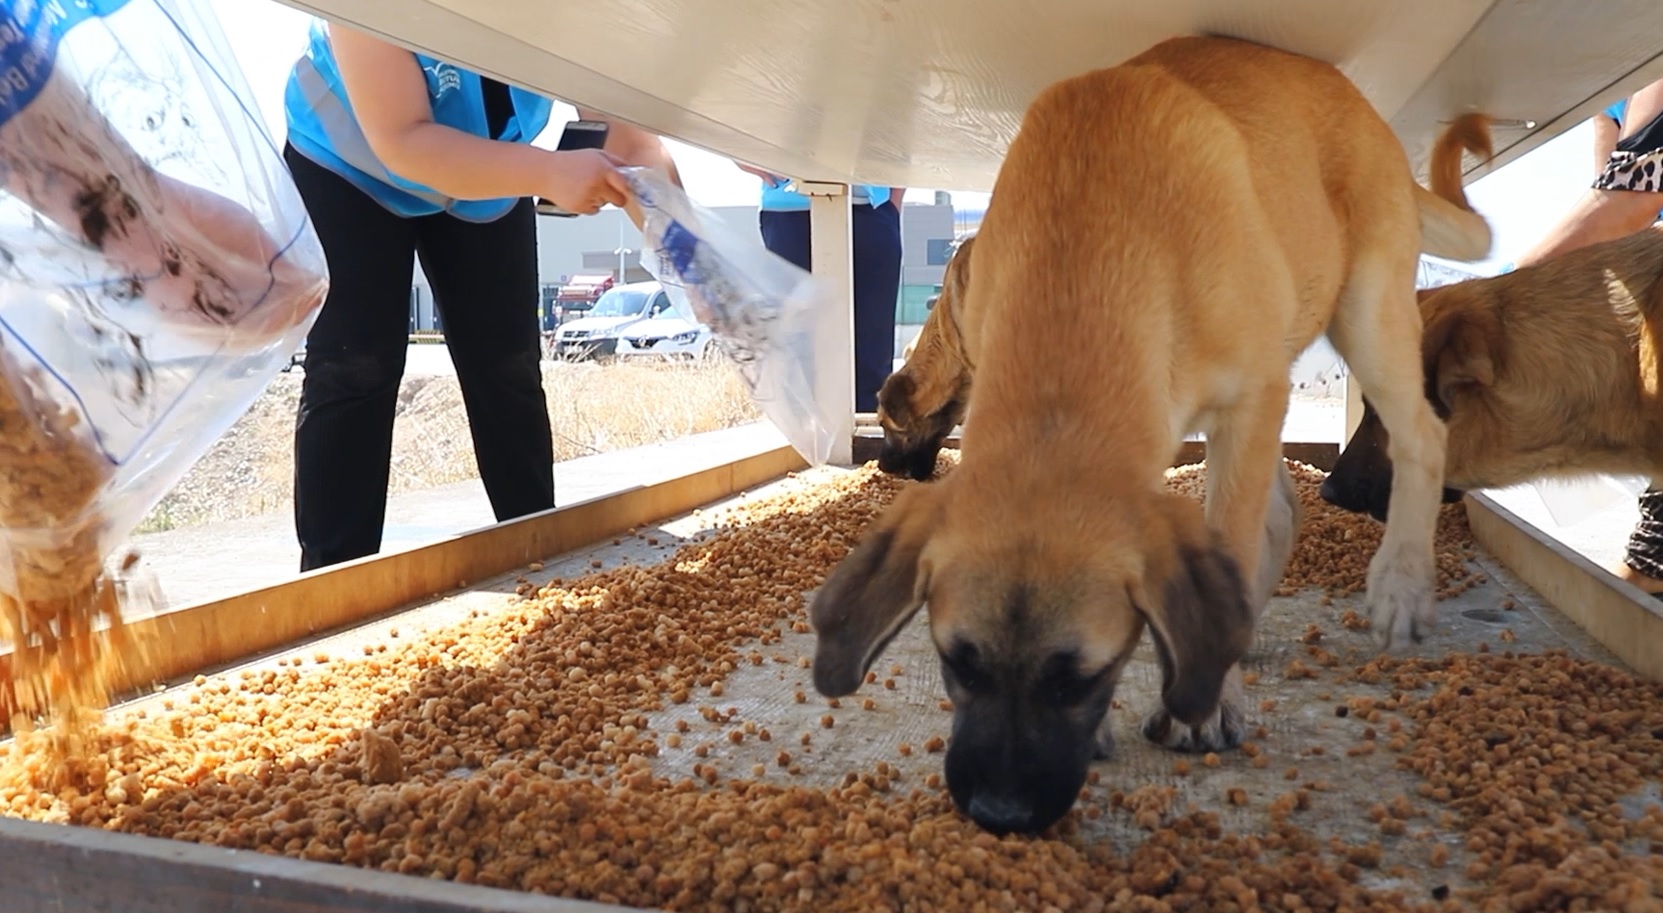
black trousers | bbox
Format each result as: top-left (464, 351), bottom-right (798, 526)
top-left (285, 145), bottom-right (554, 572)
top-left (759, 202), bottom-right (903, 413)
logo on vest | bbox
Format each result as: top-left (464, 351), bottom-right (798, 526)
top-left (423, 62), bottom-right (461, 97)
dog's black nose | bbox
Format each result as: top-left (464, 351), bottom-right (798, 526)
top-left (967, 794), bottom-right (1035, 835)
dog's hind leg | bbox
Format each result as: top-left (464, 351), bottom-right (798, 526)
top-left (1328, 253), bottom-right (1448, 651)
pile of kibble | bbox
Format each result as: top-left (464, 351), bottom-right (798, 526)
top-left (1165, 461), bottom-right (1483, 600)
top-left (0, 459), bottom-right (1656, 913)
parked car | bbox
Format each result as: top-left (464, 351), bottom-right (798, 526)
top-left (552, 281), bottom-right (671, 360)
top-left (615, 308), bottom-right (715, 360)
top-left (552, 272), bottom-right (615, 324)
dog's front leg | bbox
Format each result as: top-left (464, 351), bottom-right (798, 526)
top-left (1141, 388), bottom-right (1286, 752)
top-left (1199, 388), bottom-right (1291, 617)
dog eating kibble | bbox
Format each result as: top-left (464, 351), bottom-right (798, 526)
top-left (811, 35), bottom-right (1491, 836)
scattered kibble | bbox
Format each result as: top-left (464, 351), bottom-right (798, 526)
top-left (0, 460), bottom-right (1646, 913)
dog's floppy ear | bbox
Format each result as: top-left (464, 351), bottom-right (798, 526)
top-left (1133, 499), bottom-right (1255, 726)
top-left (809, 482), bottom-right (946, 696)
top-left (877, 372), bottom-right (917, 426)
top-left (1422, 308), bottom-right (1498, 414)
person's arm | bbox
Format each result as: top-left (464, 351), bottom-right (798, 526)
top-left (0, 65), bottom-right (325, 344)
top-left (889, 187), bottom-right (906, 211)
top-left (1594, 115), bottom-right (1621, 173)
top-left (1512, 186), bottom-right (1663, 269)
top-left (328, 24), bottom-right (627, 213)
top-left (1512, 81), bottom-right (1663, 269)
top-left (1621, 81), bottom-right (1663, 142)
top-left (735, 161), bottom-right (788, 187)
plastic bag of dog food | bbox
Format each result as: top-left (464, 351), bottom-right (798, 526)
top-left (623, 166), bottom-right (838, 466)
top-left (0, 0), bottom-right (327, 720)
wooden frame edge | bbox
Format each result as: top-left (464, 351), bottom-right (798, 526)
top-left (1465, 493), bottom-right (1663, 682)
top-left (0, 815), bottom-right (631, 913)
top-left (0, 444), bottom-right (806, 729)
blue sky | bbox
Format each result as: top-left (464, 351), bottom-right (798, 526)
top-left (210, 0), bottom-right (1599, 275)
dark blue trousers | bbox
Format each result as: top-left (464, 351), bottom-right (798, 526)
top-left (759, 202), bottom-right (903, 413)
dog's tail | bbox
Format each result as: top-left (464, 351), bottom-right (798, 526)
top-left (1414, 113), bottom-right (1494, 262)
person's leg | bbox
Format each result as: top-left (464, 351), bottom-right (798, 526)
top-left (284, 145), bottom-right (416, 572)
top-left (1618, 487), bottom-right (1663, 595)
top-left (415, 199), bottom-right (554, 523)
top-left (851, 202), bottom-right (904, 413)
top-left (759, 208), bottom-right (812, 271)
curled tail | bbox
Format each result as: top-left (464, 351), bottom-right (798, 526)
top-left (1415, 113), bottom-right (1494, 262)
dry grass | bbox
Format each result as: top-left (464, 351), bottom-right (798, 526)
top-left (135, 356), bottom-right (759, 532)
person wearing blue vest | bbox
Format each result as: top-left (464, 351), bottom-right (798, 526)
top-left (1507, 78), bottom-right (1663, 597)
top-left (735, 165), bottom-right (904, 413)
top-left (283, 21), bottom-right (680, 572)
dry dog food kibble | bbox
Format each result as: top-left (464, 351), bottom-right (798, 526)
top-left (0, 457), bottom-right (1656, 912)
top-left (0, 344), bottom-right (156, 740)
top-left (1165, 460), bottom-right (1480, 600)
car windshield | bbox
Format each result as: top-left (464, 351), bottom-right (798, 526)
top-left (589, 288), bottom-right (652, 318)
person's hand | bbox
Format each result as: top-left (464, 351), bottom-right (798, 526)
top-left (734, 161), bottom-right (788, 188)
top-left (125, 175), bottom-right (329, 350)
top-left (542, 148), bottom-right (633, 215)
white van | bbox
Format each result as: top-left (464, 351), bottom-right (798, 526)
top-left (552, 281), bottom-right (672, 360)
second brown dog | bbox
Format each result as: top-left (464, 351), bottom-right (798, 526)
top-left (877, 233), bottom-right (976, 481)
top-left (1324, 225), bottom-right (1663, 519)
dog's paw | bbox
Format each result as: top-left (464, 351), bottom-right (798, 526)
top-left (1366, 545), bottom-right (1437, 651)
top-left (1093, 711), bottom-right (1116, 761)
top-left (1139, 696), bottom-right (1245, 754)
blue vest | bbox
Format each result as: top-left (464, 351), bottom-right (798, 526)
top-left (283, 19), bottom-right (553, 221)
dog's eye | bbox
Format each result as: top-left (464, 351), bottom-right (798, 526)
top-left (1039, 660), bottom-right (1106, 707)
top-left (942, 643), bottom-right (990, 694)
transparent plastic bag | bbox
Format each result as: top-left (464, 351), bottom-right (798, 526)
top-left (0, 0), bottom-right (327, 715)
top-left (623, 167), bottom-right (838, 466)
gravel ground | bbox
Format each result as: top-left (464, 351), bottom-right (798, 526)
top-left (136, 357), bottom-right (759, 533)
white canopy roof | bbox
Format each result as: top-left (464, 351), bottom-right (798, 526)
top-left (278, 0), bottom-right (1663, 190)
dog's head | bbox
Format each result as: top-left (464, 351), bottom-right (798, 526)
top-left (1320, 399), bottom-right (1467, 521)
top-left (1322, 289), bottom-right (1493, 520)
top-left (877, 375), bottom-right (965, 481)
top-left (876, 236), bottom-right (976, 481)
top-left (809, 479), bottom-right (1254, 835)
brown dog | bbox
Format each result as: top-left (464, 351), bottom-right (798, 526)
top-left (808, 35), bottom-right (1491, 836)
top-left (877, 234), bottom-right (976, 481)
top-left (1324, 224), bottom-right (1663, 520)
